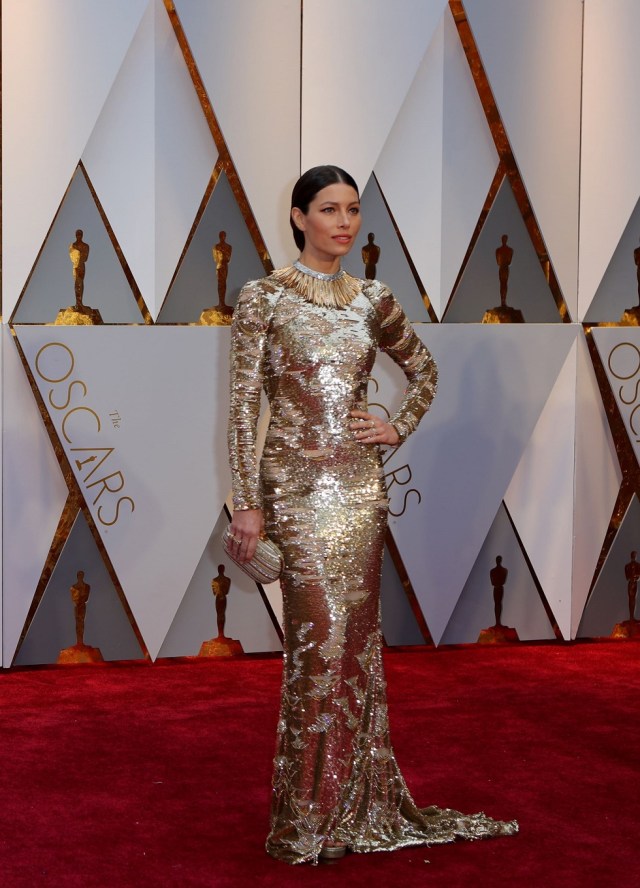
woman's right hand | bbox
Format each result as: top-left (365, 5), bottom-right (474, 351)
top-left (228, 508), bottom-right (264, 563)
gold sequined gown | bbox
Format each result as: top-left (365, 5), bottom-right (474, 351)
top-left (228, 268), bottom-right (518, 865)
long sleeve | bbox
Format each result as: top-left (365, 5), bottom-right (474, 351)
top-left (375, 285), bottom-right (438, 444)
top-left (227, 280), bottom-right (272, 510)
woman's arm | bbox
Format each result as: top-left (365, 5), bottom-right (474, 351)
top-left (374, 285), bottom-right (438, 444)
top-left (227, 281), bottom-right (270, 561)
top-left (348, 286), bottom-right (436, 447)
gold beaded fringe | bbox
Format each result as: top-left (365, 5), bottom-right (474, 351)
top-left (271, 265), bottom-right (361, 308)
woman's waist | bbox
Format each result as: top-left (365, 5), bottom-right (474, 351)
top-left (260, 445), bottom-right (386, 503)
top-left (261, 434), bottom-right (381, 468)
top-left (264, 426), bottom-right (368, 456)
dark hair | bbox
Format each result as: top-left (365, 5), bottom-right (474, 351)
top-left (290, 165), bottom-right (360, 251)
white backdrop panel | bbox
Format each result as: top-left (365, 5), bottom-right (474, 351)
top-left (371, 325), bottom-right (576, 644)
top-left (1, 0), bottom-right (147, 318)
top-left (302, 0), bottom-right (447, 198)
top-left (82, 2), bottom-right (154, 312)
top-left (504, 335), bottom-right (579, 639)
top-left (464, 0), bottom-right (582, 317)
top-left (572, 332), bottom-right (622, 635)
top-left (580, 0), bottom-right (640, 320)
top-left (15, 326), bottom-right (232, 660)
top-left (83, 0), bottom-right (218, 319)
top-left (173, 0), bottom-right (300, 269)
top-left (2, 327), bottom-right (70, 666)
top-left (374, 5), bottom-right (498, 319)
top-left (374, 16), bottom-right (444, 313)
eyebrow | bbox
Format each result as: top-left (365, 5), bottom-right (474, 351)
top-left (318, 200), bottom-right (360, 207)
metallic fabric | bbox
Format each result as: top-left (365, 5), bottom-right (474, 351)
top-left (228, 270), bottom-right (517, 865)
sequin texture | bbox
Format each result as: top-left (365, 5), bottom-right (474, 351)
top-left (228, 270), bottom-right (517, 865)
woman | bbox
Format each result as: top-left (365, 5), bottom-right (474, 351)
top-left (228, 166), bottom-right (517, 865)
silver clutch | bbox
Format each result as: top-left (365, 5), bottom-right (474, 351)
top-left (222, 526), bottom-right (284, 584)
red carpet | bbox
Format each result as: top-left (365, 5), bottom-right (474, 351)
top-left (0, 641), bottom-right (638, 887)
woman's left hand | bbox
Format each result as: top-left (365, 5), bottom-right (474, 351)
top-left (349, 410), bottom-right (399, 446)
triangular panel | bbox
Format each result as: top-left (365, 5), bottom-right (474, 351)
top-left (15, 325), bottom-right (233, 660)
top-left (443, 177), bottom-right (560, 323)
top-left (158, 507), bottom-right (282, 657)
top-left (584, 195), bottom-right (640, 323)
top-left (441, 502), bottom-right (556, 644)
top-left (578, 497), bottom-right (640, 638)
top-left (2, 0), bottom-right (148, 317)
top-left (12, 166), bottom-right (145, 324)
top-left (157, 171), bottom-right (265, 323)
top-left (371, 324), bottom-right (576, 643)
top-left (14, 510), bottom-right (143, 666)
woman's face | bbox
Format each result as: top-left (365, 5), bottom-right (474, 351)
top-left (292, 182), bottom-right (361, 266)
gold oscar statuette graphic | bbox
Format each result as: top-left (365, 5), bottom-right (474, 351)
top-left (57, 570), bottom-right (105, 664)
top-left (199, 564), bottom-right (244, 656)
top-left (361, 232), bottom-right (380, 280)
top-left (55, 230), bottom-right (104, 325)
top-left (611, 550), bottom-right (640, 638)
top-left (482, 235), bottom-right (525, 324)
top-left (478, 556), bottom-right (520, 643)
top-left (199, 231), bottom-right (235, 326)
top-left (619, 238), bottom-right (640, 325)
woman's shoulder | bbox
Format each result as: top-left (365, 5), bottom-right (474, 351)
top-left (237, 273), bottom-right (286, 309)
top-left (358, 277), bottom-right (402, 321)
top-left (232, 275), bottom-right (285, 332)
top-left (359, 277), bottom-right (391, 299)
top-left (239, 272), bottom-right (284, 297)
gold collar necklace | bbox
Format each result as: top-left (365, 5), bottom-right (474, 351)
top-left (271, 260), bottom-right (360, 308)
